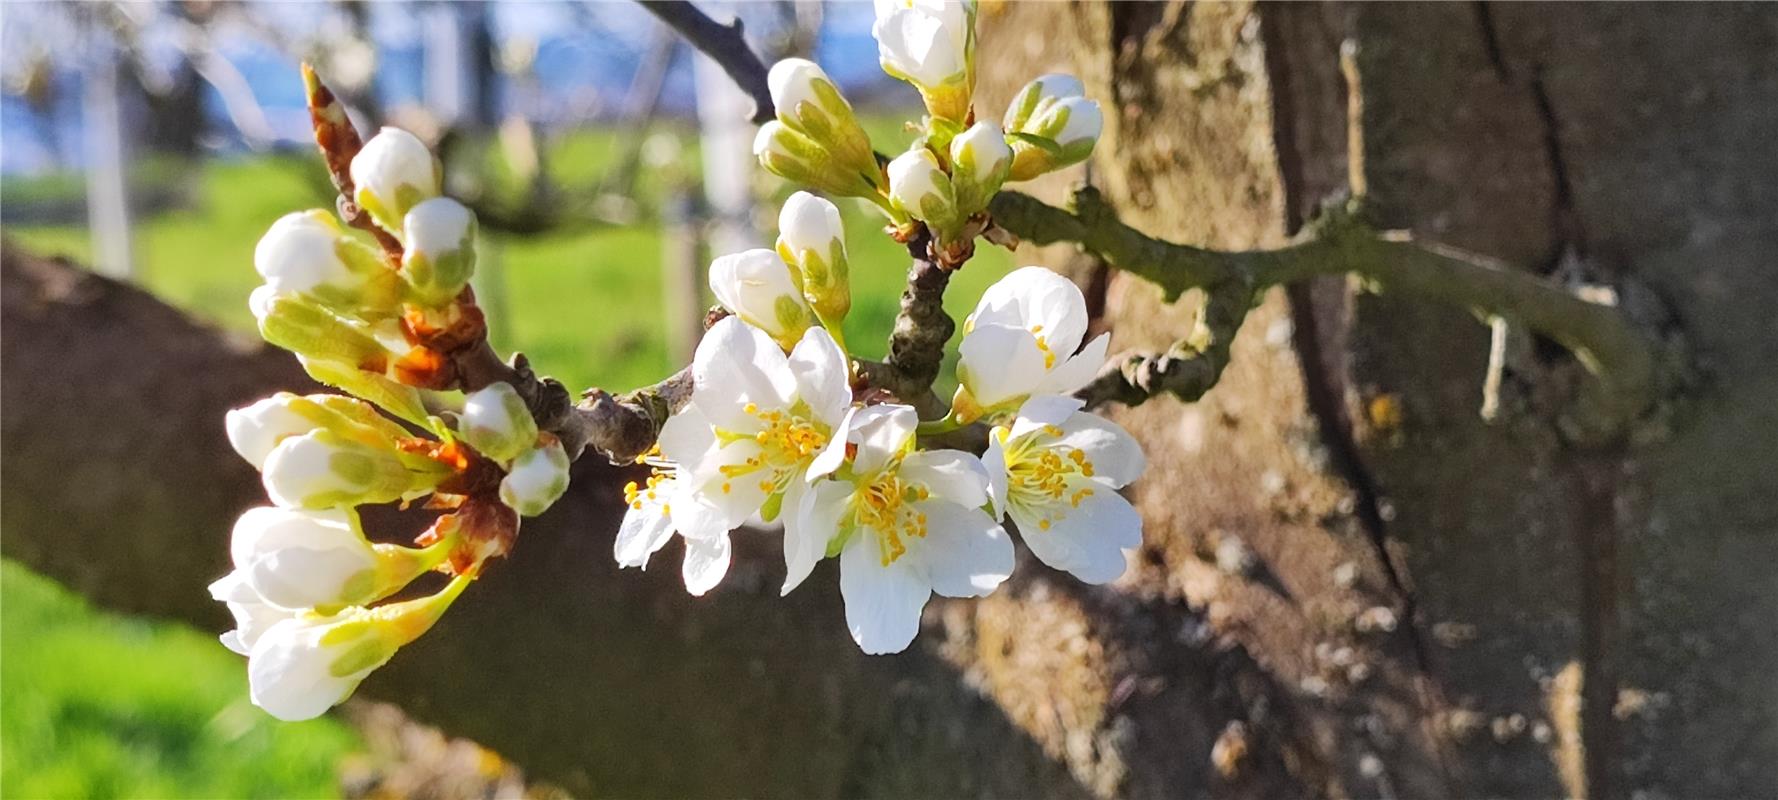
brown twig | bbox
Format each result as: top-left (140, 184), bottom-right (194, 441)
top-left (637, 1), bottom-right (775, 125)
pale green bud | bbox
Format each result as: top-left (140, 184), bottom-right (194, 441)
top-left (252, 287), bottom-right (392, 369)
top-left (1003, 73), bottom-right (1084, 132)
top-left (948, 121), bottom-right (1012, 217)
top-left (887, 148), bottom-right (962, 242)
top-left (400, 197), bottom-right (477, 307)
top-left (708, 248), bottom-right (814, 349)
top-left (255, 210), bottom-right (401, 318)
top-left (260, 429), bottom-right (432, 510)
top-left (1007, 92), bottom-right (1102, 182)
top-left (246, 575), bottom-right (469, 721)
top-left (499, 440), bottom-right (570, 517)
top-left (873, 0), bottom-right (977, 123)
top-left (459, 382), bottom-right (538, 463)
top-left (753, 121), bottom-right (884, 200)
top-left (350, 127), bottom-right (442, 236)
top-left (768, 59), bottom-right (879, 187)
top-left (227, 392), bottom-right (415, 470)
top-left (775, 191), bottom-right (850, 328)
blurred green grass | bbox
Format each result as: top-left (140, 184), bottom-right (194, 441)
top-left (3, 121), bottom-right (1015, 795)
top-left (1, 560), bottom-right (358, 798)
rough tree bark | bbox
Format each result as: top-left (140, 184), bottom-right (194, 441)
top-left (4, 3), bottom-right (1774, 798)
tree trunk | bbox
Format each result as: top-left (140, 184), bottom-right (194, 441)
top-left (4, 3), bottom-right (1774, 798)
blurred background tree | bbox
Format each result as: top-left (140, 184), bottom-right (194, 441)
top-left (3, 2), bottom-right (1775, 799)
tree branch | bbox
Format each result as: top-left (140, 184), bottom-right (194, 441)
top-left (992, 188), bottom-right (1661, 440)
top-left (637, 1), bottom-right (775, 125)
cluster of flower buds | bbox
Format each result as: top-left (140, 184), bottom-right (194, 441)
top-left (250, 127), bottom-right (484, 421)
top-left (630, 212), bottom-right (1146, 654)
top-left (709, 192), bottom-right (854, 352)
top-left (756, 0), bottom-right (1101, 263)
top-left (217, 123), bottom-right (572, 720)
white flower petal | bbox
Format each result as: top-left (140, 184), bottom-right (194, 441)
top-left (899, 449), bottom-right (989, 509)
top-left (248, 615), bottom-right (372, 721)
top-left (1054, 410), bottom-right (1147, 489)
top-left (1040, 331), bottom-right (1110, 398)
top-left (693, 317), bottom-right (797, 429)
top-left (915, 499), bottom-right (1013, 598)
top-left (839, 531), bottom-right (930, 655)
top-left (784, 479), bottom-right (849, 595)
top-left (981, 428), bottom-right (1010, 519)
top-left (807, 405), bottom-right (854, 482)
top-left (657, 404), bottom-right (718, 469)
top-left (614, 498), bottom-right (676, 569)
top-left (681, 533), bottom-right (733, 596)
top-left (844, 404), bottom-right (918, 475)
top-left (1007, 395), bottom-right (1087, 439)
top-left (967, 266), bottom-right (1088, 356)
top-left (1014, 490), bottom-right (1140, 584)
top-left (957, 323), bottom-right (1046, 409)
top-left (788, 326), bottom-right (852, 427)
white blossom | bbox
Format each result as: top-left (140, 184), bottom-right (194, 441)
top-left (1003, 73), bottom-right (1102, 182)
top-left (615, 445), bottom-right (733, 596)
top-left (792, 404), bottom-right (1013, 654)
top-left (708, 248), bottom-right (814, 349)
top-left (671, 316), bottom-right (853, 594)
top-left (954, 266), bottom-right (1111, 420)
top-left (208, 571), bottom-right (298, 656)
top-left (982, 396), bottom-right (1145, 583)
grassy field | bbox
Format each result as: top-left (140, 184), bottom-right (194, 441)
top-left (3, 121), bottom-right (1015, 795)
top-left (1, 561), bottom-right (359, 798)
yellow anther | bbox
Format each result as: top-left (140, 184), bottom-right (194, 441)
top-left (1038, 519), bottom-right (1052, 531)
top-left (722, 482), bottom-right (732, 494)
top-left (743, 402), bottom-right (759, 415)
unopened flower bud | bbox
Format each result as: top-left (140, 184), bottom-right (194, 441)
top-left (260, 430), bottom-right (426, 510)
top-left (873, 0), bottom-right (977, 123)
top-left (253, 289), bottom-right (392, 369)
top-left (768, 59), bottom-right (879, 189)
top-left (229, 506), bottom-right (447, 612)
top-left (1004, 77), bottom-right (1102, 182)
top-left (459, 382), bottom-right (538, 463)
top-left (1003, 73), bottom-right (1085, 132)
top-left (709, 248), bottom-right (814, 349)
top-left (887, 148), bottom-right (962, 241)
top-left (499, 439), bottom-right (570, 517)
top-left (776, 192), bottom-right (850, 329)
top-left (753, 121), bottom-right (884, 200)
top-left (350, 127), bottom-right (441, 235)
top-left (246, 575), bottom-right (468, 721)
top-left (228, 394), bottom-right (321, 470)
top-left (254, 210), bottom-right (399, 317)
top-left (400, 197), bottom-right (477, 307)
top-left (948, 121), bottom-right (1012, 216)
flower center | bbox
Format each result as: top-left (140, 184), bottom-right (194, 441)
top-left (855, 469), bottom-right (931, 566)
top-left (715, 402), bottom-right (830, 495)
top-left (1006, 425), bottom-right (1097, 531)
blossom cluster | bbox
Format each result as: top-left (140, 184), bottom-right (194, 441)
top-left (214, 128), bottom-right (570, 720)
top-left (622, 204), bottom-right (1144, 653)
top-left (756, 0), bottom-right (1103, 260)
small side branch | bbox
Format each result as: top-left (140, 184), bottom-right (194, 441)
top-left (993, 188), bottom-right (1662, 441)
top-left (1076, 279), bottom-right (1255, 409)
top-left (638, 1), bottom-right (775, 125)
